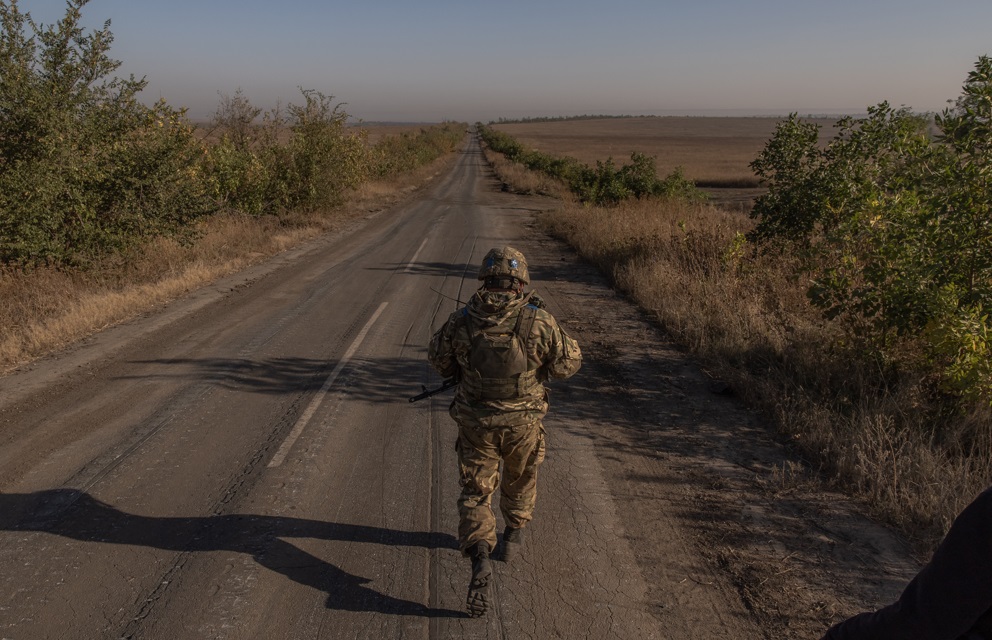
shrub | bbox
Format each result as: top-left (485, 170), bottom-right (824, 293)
top-left (0, 0), bottom-right (212, 265)
top-left (478, 125), bottom-right (706, 205)
top-left (0, 1), bottom-right (467, 266)
top-left (368, 123), bottom-right (466, 177)
top-left (267, 89), bottom-right (368, 212)
top-left (749, 55), bottom-right (992, 402)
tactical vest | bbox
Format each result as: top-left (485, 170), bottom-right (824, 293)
top-left (459, 304), bottom-right (543, 403)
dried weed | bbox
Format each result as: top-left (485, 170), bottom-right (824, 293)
top-left (539, 195), bottom-right (992, 551)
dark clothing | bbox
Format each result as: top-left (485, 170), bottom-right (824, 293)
top-left (823, 486), bottom-right (992, 640)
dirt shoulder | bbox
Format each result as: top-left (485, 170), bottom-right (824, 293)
top-left (508, 209), bottom-right (921, 638)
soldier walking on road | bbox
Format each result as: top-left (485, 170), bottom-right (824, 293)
top-left (428, 246), bottom-right (582, 618)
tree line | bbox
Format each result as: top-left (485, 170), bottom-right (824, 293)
top-left (477, 125), bottom-right (704, 205)
top-left (750, 56), bottom-right (992, 405)
top-left (0, 0), bottom-right (464, 267)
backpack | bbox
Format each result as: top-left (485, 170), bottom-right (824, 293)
top-left (459, 304), bottom-right (542, 402)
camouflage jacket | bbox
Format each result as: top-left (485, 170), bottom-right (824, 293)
top-left (428, 289), bottom-right (581, 428)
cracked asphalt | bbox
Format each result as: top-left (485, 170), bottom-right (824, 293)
top-left (0, 135), bottom-right (920, 639)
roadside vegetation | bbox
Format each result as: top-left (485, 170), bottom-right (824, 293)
top-left (481, 56), bottom-right (992, 551)
top-left (0, 0), bottom-right (465, 370)
top-left (478, 125), bottom-right (705, 205)
top-left (490, 116), bottom-right (787, 194)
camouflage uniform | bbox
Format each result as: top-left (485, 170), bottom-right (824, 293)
top-left (428, 247), bottom-right (582, 555)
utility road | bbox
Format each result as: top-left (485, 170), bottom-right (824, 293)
top-left (0, 136), bottom-right (915, 639)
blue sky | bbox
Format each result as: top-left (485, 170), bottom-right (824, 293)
top-left (21, 0), bottom-right (992, 122)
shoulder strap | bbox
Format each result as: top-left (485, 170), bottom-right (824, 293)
top-left (460, 307), bottom-right (475, 337)
top-left (513, 305), bottom-right (539, 350)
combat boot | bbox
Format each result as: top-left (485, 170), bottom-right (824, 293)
top-left (501, 526), bottom-right (524, 563)
top-left (466, 542), bottom-right (492, 617)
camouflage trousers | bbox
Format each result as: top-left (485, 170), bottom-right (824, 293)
top-left (456, 420), bottom-right (546, 555)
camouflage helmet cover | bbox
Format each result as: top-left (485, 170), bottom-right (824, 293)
top-left (478, 246), bottom-right (529, 285)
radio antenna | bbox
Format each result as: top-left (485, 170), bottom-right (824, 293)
top-left (431, 287), bottom-right (467, 306)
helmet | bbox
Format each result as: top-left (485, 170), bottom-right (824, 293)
top-left (478, 246), bottom-right (529, 285)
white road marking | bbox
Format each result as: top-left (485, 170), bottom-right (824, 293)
top-left (405, 237), bottom-right (429, 273)
top-left (267, 301), bottom-right (389, 468)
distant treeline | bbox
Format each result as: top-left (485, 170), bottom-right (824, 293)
top-left (493, 114), bottom-right (864, 124)
top-left (0, 0), bottom-right (465, 267)
top-left (490, 114), bottom-right (650, 124)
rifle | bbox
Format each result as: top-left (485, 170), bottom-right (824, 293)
top-left (409, 378), bottom-right (458, 403)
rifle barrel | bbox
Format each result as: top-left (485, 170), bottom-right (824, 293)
top-left (409, 378), bottom-right (457, 403)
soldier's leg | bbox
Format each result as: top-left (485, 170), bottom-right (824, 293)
top-left (498, 421), bottom-right (545, 529)
top-left (456, 423), bottom-right (501, 555)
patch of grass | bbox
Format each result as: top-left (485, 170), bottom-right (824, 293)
top-left (481, 145), bottom-right (568, 199)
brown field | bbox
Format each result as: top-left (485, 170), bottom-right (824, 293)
top-left (493, 116), bottom-right (838, 209)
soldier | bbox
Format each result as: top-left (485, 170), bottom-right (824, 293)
top-left (428, 246), bottom-right (582, 618)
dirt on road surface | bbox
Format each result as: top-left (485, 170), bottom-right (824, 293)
top-left (0, 134), bottom-right (919, 639)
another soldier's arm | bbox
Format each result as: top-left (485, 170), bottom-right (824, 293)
top-left (428, 317), bottom-right (460, 379)
top-left (822, 486), bottom-right (992, 639)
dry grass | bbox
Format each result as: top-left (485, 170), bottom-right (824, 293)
top-left (538, 194), bottom-right (992, 552)
top-left (0, 153), bottom-right (456, 373)
top-left (482, 145), bottom-right (569, 199)
top-left (487, 122), bottom-right (992, 549)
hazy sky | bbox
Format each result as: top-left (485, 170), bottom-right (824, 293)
top-left (21, 0), bottom-right (992, 122)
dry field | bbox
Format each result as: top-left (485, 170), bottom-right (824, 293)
top-left (493, 116), bottom-right (838, 209)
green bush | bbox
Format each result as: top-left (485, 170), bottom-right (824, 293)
top-left (203, 135), bottom-right (271, 216)
top-left (369, 123), bottom-right (466, 177)
top-left (0, 0), bottom-right (212, 265)
top-left (202, 96), bottom-right (466, 216)
top-left (749, 55), bottom-right (992, 402)
top-left (264, 89), bottom-right (367, 212)
top-left (0, 1), bottom-right (467, 266)
top-left (478, 125), bottom-right (706, 206)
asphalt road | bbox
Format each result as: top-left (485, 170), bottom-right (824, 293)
top-left (0, 136), bottom-right (682, 639)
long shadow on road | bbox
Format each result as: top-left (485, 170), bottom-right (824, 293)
top-left (114, 354), bottom-right (440, 403)
top-left (0, 489), bottom-right (465, 618)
